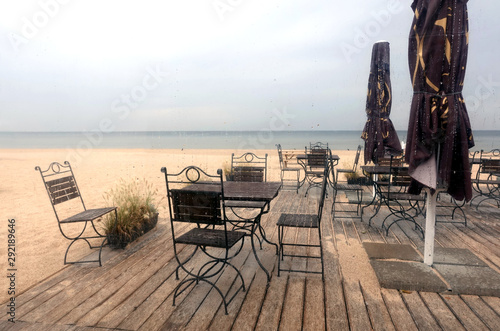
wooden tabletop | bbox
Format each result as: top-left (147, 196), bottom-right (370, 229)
top-left (296, 154), bottom-right (340, 161)
top-left (180, 181), bottom-right (281, 201)
top-left (361, 165), bottom-right (408, 175)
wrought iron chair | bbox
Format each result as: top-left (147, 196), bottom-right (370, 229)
top-left (276, 144), bottom-right (301, 193)
top-left (162, 166), bottom-right (246, 314)
top-left (372, 156), bottom-right (425, 238)
top-left (276, 162), bottom-right (328, 279)
top-left (35, 161), bottom-right (117, 266)
top-left (225, 152), bottom-right (269, 233)
top-left (332, 146), bottom-right (364, 219)
top-left (303, 146), bottom-right (329, 197)
top-left (470, 149), bottom-right (500, 210)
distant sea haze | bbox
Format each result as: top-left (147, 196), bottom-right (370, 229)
top-left (0, 131), bottom-right (499, 152)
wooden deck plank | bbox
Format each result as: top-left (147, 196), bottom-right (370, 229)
top-left (280, 275), bottom-right (306, 331)
top-left (343, 281), bottom-right (372, 330)
top-left (182, 246), bottom-right (252, 330)
top-left (481, 296), bottom-right (500, 317)
top-left (419, 292), bottom-right (465, 331)
top-left (359, 283), bottom-right (395, 331)
top-left (460, 295), bottom-right (500, 330)
top-left (70, 242), bottom-right (179, 326)
top-left (322, 213), bottom-right (350, 330)
top-left (5, 189), bottom-right (500, 331)
top-left (439, 293), bottom-right (489, 331)
top-left (96, 245), bottom-right (189, 328)
top-left (117, 264), bottom-right (190, 330)
top-left (380, 289), bottom-right (418, 331)
top-left (303, 277), bottom-right (326, 331)
top-left (53, 233), bottom-right (175, 325)
top-left (400, 291), bottom-right (441, 330)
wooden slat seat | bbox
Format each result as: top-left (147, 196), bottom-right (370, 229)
top-left (176, 228), bottom-right (245, 248)
top-left (61, 207), bottom-right (117, 223)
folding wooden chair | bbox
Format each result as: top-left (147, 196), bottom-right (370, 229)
top-left (35, 161), bottom-right (117, 266)
top-left (276, 163), bottom-right (328, 279)
top-left (162, 166), bottom-right (246, 314)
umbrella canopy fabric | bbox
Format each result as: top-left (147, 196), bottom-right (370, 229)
top-left (406, 0), bottom-right (474, 201)
top-left (361, 41), bottom-right (402, 165)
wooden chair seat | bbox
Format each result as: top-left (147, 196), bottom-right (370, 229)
top-left (61, 207), bottom-right (117, 223)
top-left (277, 214), bottom-right (319, 228)
top-left (177, 228), bottom-right (245, 248)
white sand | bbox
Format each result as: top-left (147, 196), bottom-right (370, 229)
top-left (0, 148), bottom-right (356, 303)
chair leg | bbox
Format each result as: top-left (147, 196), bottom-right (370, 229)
top-left (277, 225), bottom-right (282, 277)
top-left (318, 225), bottom-right (324, 281)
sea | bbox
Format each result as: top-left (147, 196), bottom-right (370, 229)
top-left (0, 130), bottom-right (498, 152)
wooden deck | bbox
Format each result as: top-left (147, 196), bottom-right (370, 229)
top-left (2, 187), bottom-right (500, 330)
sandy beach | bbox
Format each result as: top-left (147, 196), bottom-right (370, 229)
top-left (0, 148), bottom-right (356, 304)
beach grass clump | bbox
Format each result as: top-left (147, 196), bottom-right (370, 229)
top-left (103, 178), bottom-right (162, 247)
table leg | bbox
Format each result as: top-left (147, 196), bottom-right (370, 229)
top-left (251, 214), bottom-right (271, 282)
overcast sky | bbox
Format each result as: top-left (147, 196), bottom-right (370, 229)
top-left (0, 0), bottom-right (498, 132)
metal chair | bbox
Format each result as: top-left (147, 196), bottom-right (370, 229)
top-left (332, 146), bottom-right (364, 219)
top-left (372, 156), bottom-right (425, 238)
top-left (162, 166), bottom-right (246, 315)
top-left (303, 146), bottom-right (329, 197)
top-left (225, 152), bottom-right (269, 234)
top-left (276, 144), bottom-right (301, 193)
top-left (35, 161), bottom-right (117, 266)
top-left (276, 162), bottom-right (328, 279)
top-left (470, 149), bottom-right (500, 210)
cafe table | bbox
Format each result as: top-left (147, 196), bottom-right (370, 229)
top-left (295, 153), bottom-right (340, 187)
top-left (360, 164), bottom-right (408, 224)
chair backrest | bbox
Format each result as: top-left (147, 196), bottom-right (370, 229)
top-left (310, 142), bottom-right (329, 150)
top-left (478, 149), bottom-right (500, 175)
top-left (377, 154), bottom-right (403, 167)
top-left (35, 162), bottom-right (86, 222)
top-left (276, 144), bottom-right (285, 170)
top-left (352, 145), bottom-right (362, 172)
top-left (316, 161), bottom-right (330, 221)
top-left (162, 166), bottom-right (225, 226)
top-left (387, 156), bottom-right (411, 195)
top-left (306, 148), bottom-right (328, 169)
top-left (231, 152), bottom-right (267, 182)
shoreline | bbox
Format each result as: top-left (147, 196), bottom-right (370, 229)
top-left (0, 148), bottom-right (357, 303)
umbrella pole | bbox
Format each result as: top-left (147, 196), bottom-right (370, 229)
top-left (423, 189), bottom-right (437, 266)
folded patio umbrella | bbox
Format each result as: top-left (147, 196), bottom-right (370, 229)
top-left (361, 41), bottom-right (402, 164)
top-left (405, 0), bottom-right (474, 202)
top-left (406, 0), bottom-right (474, 266)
